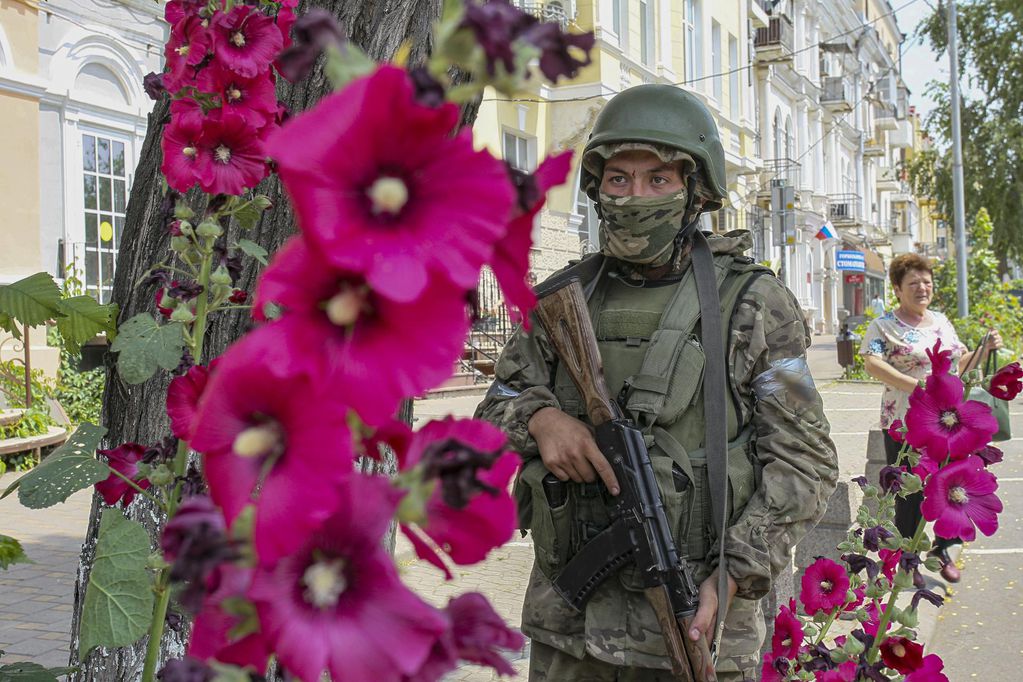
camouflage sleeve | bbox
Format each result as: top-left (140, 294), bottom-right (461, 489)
top-left (713, 275), bottom-right (840, 600)
top-left (473, 318), bottom-right (561, 460)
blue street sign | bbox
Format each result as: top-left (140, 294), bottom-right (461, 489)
top-left (836, 250), bottom-right (866, 271)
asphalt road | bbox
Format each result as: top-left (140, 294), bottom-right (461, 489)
top-left (929, 403), bottom-right (1023, 678)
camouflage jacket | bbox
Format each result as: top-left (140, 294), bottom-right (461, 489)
top-left (475, 230), bottom-right (839, 667)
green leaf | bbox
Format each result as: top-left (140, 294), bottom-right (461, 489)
top-left (323, 42), bottom-right (377, 91)
top-left (1, 423), bottom-right (108, 509)
top-left (230, 196), bottom-right (267, 230)
top-left (55, 296), bottom-right (117, 355)
top-left (79, 509), bottom-right (155, 657)
top-left (235, 239), bottom-right (268, 265)
top-left (0, 662), bottom-right (77, 681)
top-left (0, 534), bottom-right (30, 570)
top-left (0, 312), bottom-right (20, 339)
top-left (110, 314), bottom-right (185, 384)
top-left (0, 272), bottom-right (62, 328)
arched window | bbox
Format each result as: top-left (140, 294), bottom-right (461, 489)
top-left (784, 115), bottom-right (793, 160)
top-left (772, 109), bottom-right (782, 160)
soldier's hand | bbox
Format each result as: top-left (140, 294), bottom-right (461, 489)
top-left (528, 407), bottom-right (620, 495)
top-left (689, 569), bottom-right (737, 642)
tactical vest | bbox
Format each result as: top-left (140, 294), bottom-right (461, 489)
top-left (520, 251), bottom-right (771, 588)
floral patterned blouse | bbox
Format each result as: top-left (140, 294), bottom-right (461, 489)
top-left (859, 310), bottom-right (968, 429)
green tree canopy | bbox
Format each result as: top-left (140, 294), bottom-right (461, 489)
top-left (908, 1), bottom-right (1023, 272)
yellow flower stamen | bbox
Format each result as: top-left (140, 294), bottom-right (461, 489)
top-left (367, 176), bottom-right (409, 215)
top-left (233, 423), bottom-right (281, 458)
top-left (303, 558), bottom-right (348, 609)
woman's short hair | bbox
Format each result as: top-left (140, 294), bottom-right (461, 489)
top-left (889, 253), bottom-right (933, 288)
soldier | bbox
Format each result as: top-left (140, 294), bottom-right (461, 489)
top-left (475, 84), bottom-right (839, 681)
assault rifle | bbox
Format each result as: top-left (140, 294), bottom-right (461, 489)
top-left (533, 275), bottom-right (716, 682)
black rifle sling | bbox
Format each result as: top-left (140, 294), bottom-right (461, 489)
top-left (690, 228), bottom-right (729, 657)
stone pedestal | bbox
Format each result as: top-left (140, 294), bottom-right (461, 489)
top-left (864, 428), bottom-right (887, 488)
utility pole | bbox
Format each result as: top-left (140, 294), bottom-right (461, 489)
top-left (946, 0), bottom-right (969, 317)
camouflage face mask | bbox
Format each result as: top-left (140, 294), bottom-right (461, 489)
top-left (597, 190), bottom-right (688, 266)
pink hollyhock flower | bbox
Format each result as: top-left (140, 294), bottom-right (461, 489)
top-left (210, 5), bottom-right (283, 79)
top-left (989, 361), bottom-right (1023, 400)
top-left (161, 114), bottom-right (204, 193)
top-left (247, 474), bottom-right (448, 682)
top-left (770, 598), bottom-right (803, 659)
top-left (164, 15), bottom-right (211, 92)
top-left (197, 64), bottom-right (278, 128)
top-left (800, 558), bottom-right (850, 616)
top-left (879, 548), bottom-right (902, 583)
top-left (166, 359), bottom-right (219, 441)
top-left (904, 372), bottom-right (998, 461)
top-left (170, 97), bottom-right (206, 129)
top-left (265, 65), bottom-right (516, 303)
top-left (493, 151), bottom-right (572, 327)
top-left (921, 455), bottom-right (1002, 542)
top-left (887, 418), bottom-right (905, 443)
top-left (188, 563), bottom-right (271, 671)
top-left (905, 654), bottom-right (949, 682)
top-left (164, 0), bottom-right (205, 26)
top-left (395, 417), bottom-right (519, 578)
top-left (189, 326), bottom-right (354, 561)
top-left (276, 5), bottom-right (297, 48)
top-left (973, 444), bottom-right (1004, 467)
top-left (759, 653), bottom-right (789, 682)
top-left (863, 601), bottom-right (893, 638)
top-left (925, 338), bottom-right (953, 375)
top-left (815, 661), bottom-right (857, 681)
top-left (253, 237), bottom-right (471, 425)
top-left (407, 593), bottom-right (524, 681)
top-left (881, 636), bottom-right (924, 674)
top-left (195, 109), bottom-right (268, 196)
top-left (95, 443), bottom-right (151, 505)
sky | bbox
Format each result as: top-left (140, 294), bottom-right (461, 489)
top-left (894, 0), bottom-right (944, 125)
top-left (893, 0), bottom-right (981, 129)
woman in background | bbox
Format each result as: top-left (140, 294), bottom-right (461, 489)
top-left (860, 253), bottom-right (1002, 583)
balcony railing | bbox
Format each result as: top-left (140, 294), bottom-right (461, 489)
top-left (754, 14), bottom-right (794, 60)
top-left (827, 193), bottom-right (862, 225)
top-left (820, 76), bottom-right (852, 111)
top-left (520, 1), bottom-right (569, 28)
top-left (874, 102), bottom-right (898, 131)
top-left (763, 157), bottom-right (802, 189)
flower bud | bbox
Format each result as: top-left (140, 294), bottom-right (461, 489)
top-left (149, 463), bottom-right (176, 486)
top-left (842, 634), bottom-right (865, 656)
top-left (896, 607), bottom-right (919, 628)
top-left (195, 219), bottom-right (223, 239)
top-left (170, 306), bottom-right (196, 323)
top-left (179, 221), bottom-right (195, 237)
top-left (210, 265), bottom-right (233, 286)
top-left (170, 235), bottom-right (191, 253)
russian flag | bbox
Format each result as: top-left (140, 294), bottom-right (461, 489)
top-left (815, 222), bottom-right (837, 240)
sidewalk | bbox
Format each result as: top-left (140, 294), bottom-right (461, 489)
top-left (0, 340), bottom-right (967, 679)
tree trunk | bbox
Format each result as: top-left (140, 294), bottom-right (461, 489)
top-left (66, 0), bottom-right (483, 678)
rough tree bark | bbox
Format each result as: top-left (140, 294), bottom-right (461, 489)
top-left (66, 0), bottom-right (484, 678)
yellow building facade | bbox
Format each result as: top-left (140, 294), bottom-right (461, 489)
top-left (474, 0), bottom-right (764, 282)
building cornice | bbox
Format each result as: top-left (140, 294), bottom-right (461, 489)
top-left (0, 70), bottom-right (48, 99)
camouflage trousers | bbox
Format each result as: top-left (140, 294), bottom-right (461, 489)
top-left (527, 597), bottom-right (764, 682)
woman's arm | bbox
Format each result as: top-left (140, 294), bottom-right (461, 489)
top-left (864, 355), bottom-right (919, 393)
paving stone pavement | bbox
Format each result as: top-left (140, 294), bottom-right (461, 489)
top-left (0, 339), bottom-right (904, 679)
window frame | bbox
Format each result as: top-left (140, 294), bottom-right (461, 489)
top-left (502, 129), bottom-right (537, 173)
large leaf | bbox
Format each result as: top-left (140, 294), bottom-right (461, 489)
top-left (79, 509), bottom-right (155, 657)
top-left (0, 662), bottom-right (78, 681)
top-left (1, 423), bottom-right (108, 509)
top-left (110, 314), bottom-right (185, 384)
top-left (0, 534), bottom-right (29, 570)
top-left (55, 296), bottom-right (117, 355)
top-left (0, 272), bottom-right (61, 328)
top-left (235, 238), bottom-right (268, 265)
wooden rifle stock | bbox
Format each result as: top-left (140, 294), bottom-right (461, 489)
top-left (534, 277), bottom-right (716, 682)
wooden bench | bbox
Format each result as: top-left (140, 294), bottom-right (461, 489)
top-left (0, 400), bottom-right (72, 465)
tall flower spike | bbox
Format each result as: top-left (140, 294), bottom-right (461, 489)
top-left (265, 65), bottom-right (516, 302)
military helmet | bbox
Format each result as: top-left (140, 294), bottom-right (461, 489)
top-left (581, 84), bottom-right (727, 211)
